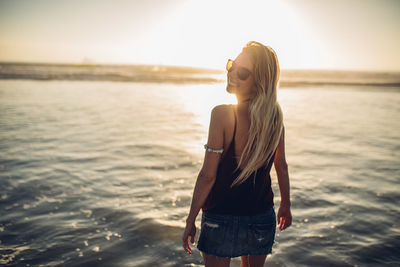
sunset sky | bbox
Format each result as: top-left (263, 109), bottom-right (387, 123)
top-left (0, 0), bottom-right (399, 71)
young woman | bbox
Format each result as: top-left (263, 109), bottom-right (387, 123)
top-left (182, 41), bottom-right (292, 267)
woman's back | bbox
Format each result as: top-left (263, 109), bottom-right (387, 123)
top-left (202, 104), bottom-right (276, 216)
top-left (232, 103), bottom-right (251, 170)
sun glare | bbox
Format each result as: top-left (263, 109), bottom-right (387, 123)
top-left (142, 0), bottom-right (327, 70)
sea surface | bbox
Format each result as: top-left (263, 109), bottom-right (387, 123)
top-left (0, 64), bottom-right (399, 266)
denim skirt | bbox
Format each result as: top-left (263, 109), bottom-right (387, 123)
top-left (196, 208), bottom-right (276, 258)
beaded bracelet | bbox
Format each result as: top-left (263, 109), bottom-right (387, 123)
top-left (204, 144), bottom-right (224, 154)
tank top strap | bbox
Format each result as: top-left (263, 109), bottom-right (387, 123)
top-left (232, 105), bottom-right (237, 139)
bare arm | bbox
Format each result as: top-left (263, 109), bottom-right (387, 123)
top-left (182, 105), bottom-right (226, 254)
top-left (274, 126), bottom-right (292, 230)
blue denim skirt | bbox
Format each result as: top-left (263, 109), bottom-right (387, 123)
top-left (197, 208), bottom-right (276, 258)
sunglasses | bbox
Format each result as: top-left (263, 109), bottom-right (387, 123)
top-left (226, 59), bottom-right (252, 80)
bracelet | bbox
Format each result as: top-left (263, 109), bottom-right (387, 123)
top-left (204, 144), bottom-right (224, 154)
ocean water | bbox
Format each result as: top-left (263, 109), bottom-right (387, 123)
top-left (0, 73), bottom-right (400, 266)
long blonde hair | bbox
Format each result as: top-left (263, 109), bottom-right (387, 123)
top-left (231, 41), bottom-right (284, 187)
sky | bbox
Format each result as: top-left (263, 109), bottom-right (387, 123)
top-left (0, 0), bottom-right (399, 71)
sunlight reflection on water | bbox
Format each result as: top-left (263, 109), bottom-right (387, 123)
top-left (0, 80), bottom-right (399, 266)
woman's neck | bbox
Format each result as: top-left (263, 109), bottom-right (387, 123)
top-left (237, 97), bottom-right (252, 105)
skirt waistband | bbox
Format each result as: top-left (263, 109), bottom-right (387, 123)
top-left (203, 207), bottom-right (275, 224)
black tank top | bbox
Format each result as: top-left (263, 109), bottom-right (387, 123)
top-left (202, 105), bottom-right (276, 216)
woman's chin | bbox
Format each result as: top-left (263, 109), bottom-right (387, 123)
top-left (226, 84), bottom-right (236, 94)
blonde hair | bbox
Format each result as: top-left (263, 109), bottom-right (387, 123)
top-left (231, 41), bottom-right (284, 187)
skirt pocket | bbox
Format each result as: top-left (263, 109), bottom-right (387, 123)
top-left (247, 222), bottom-right (276, 250)
top-left (199, 216), bottom-right (228, 248)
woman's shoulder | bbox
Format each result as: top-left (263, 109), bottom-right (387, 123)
top-left (211, 104), bottom-right (234, 114)
top-left (210, 104), bottom-right (234, 125)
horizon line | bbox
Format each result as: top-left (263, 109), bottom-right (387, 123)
top-left (1, 60), bottom-right (399, 74)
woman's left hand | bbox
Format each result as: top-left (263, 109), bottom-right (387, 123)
top-left (277, 205), bottom-right (292, 231)
top-left (182, 222), bottom-right (196, 254)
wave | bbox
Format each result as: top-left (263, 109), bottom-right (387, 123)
top-left (1, 62), bottom-right (399, 87)
top-left (280, 69), bottom-right (400, 88)
top-left (0, 62), bottom-right (224, 84)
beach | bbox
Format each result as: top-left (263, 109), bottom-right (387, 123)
top-left (0, 66), bottom-right (399, 266)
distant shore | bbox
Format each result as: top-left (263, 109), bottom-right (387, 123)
top-left (0, 62), bottom-right (399, 87)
